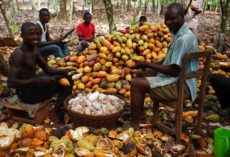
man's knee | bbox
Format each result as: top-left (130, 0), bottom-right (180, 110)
top-left (52, 45), bottom-right (62, 52)
top-left (131, 78), bottom-right (149, 90)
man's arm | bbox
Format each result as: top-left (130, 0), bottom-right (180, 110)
top-left (37, 51), bottom-right (73, 76)
top-left (78, 35), bottom-right (85, 41)
top-left (134, 60), bottom-right (181, 77)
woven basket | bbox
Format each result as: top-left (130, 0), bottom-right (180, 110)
top-left (64, 93), bottom-right (124, 129)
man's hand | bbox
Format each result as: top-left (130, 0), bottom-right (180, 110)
top-left (54, 37), bottom-right (64, 44)
top-left (38, 76), bottom-right (56, 85)
top-left (133, 59), bottom-right (148, 69)
top-left (62, 67), bottom-right (77, 76)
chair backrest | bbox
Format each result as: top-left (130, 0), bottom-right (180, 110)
top-left (178, 51), bottom-right (211, 102)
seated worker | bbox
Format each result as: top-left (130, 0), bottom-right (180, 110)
top-left (139, 15), bottom-right (147, 26)
top-left (76, 12), bottom-right (95, 52)
top-left (7, 22), bottom-right (75, 118)
top-left (36, 8), bottom-right (70, 58)
top-left (209, 74), bottom-right (230, 116)
top-left (131, 3), bottom-right (198, 129)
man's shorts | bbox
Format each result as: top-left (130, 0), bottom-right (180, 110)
top-left (150, 82), bottom-right (190, 101)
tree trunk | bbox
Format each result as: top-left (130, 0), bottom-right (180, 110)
top-left (217, 0), bottom-right (230, 52)
top-left (0, 2), bottom-right (13, 37)
top-left (11, 0), bottom-right (19, 13)
top-left (0, 52), bottom-right (9, 76)
top-left (30, 0), bottom-right (36, 10)
top-left (48, 0), bottom-right (50, 9)
top-left (69, 0), bottom-right (74, 23)
top-left (121, 0), bottom-right (126, 15)
top-left (116, 1), bottom-right (119, 9)
top-left (82, 0), bottom-right (86, 13)
top-left (37, 0), bottom-right (41, 9)
top-left (135, 0), bottom-right (142, 20)
top-left (152, 0), bottom-right (155, 13)
top-left (103, 0), bottom-right (116, 34)
top-left (157, 0), bottom-right (161, 16)
top-left (144, 0), bottom-right (147, 14)
top-left (89, 0), bottom-right (94, 14)
top-left (127, 0), bottom-right (131, 11)
top-left (58, 0), bottom-right (67, 20)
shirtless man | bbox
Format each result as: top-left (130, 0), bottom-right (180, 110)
top-left (7, 22), bottom-right (75, 118)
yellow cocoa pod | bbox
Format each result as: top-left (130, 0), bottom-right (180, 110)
top-left (97, 71), bottom-right (107, 78)
top-left (106, 88), bottom-right (118, 94)
top-left (151, 25), bottom-right (158, 32)
top-left (126, 59), bottom-right (136, 68)
top-left (155, 41), bottom-right (163, 48)
top-left (152, 52), bottom-right (157, 59)
top-left (100, 46), bottom-right (108, 54)
top-left (77, 82), bottom-right (85, 89)
top-left (92, 84), bottom-right (99, 91)
top-left (77, 55), bottom-right (86, 64)
top-left (98, 53), bottom-right (107, 59)
top-left (85, 81), bottom-right (92, 88)
top-left (147, 43), bottom-right (155, 50)
top-left (112, 46), bottom-right (121, 53)
top-left (100, 38), bottom-right (112, 50)
top-left (59, 78), bottom-right (70, 86)
top-left (126, 39), bottom-right (133, 48)
top-left (153, 47), bottom-right (161, 53)
top-left (88, 42), bottom-right (97, 50)
top-left (146, 53), bottom-right (152, 59)
top-left (91, 78), bottom-right (101, 85)
top-left (121, 54), bottom-right (129, 61)
top-left (143, 49), bottom-right (151, 55)
top-left (133, 56), bottom-right (145, 61)
top-left (139, 25), bottom-right (149, 31)
top-left (106, 74), bottom-right (120, 82)
top-left (99, 59), bottom-right (107, 65)
top-left (93, 63), bottom-right (102, 71)
top-left (84, 66), bottom-right (92, 73)
top-left (125, 74), bottom-right (132, 81)
top-left (81, 75), bottom-right (90, 83)
top-left (77, 68), bottom-right (84, 73)
top-left (119, 88), bottom-right (127, 95)
top-left (105, 62), bottom-right (113, 68)
top-left (162, 41), bottom-right (168, 48)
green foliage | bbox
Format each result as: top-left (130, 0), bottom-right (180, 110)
top-left (130, 18), bottom-right (138, 27)
top-left (10, 22), bottom-right (18, 35)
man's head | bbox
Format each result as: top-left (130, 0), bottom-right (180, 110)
top-left (21, 22), bottom-right (41, 47)
top-left (164, 3), bottom-right (185, 34)
top-left (83, 12), bottom-right (92, 26)
top-left (139, 16), bottom-right (147, 26)
top-left (39, 8), bottom-right (50, 24)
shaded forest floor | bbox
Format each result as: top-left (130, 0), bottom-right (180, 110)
top-left (0, 9), bottom-right (230, 156)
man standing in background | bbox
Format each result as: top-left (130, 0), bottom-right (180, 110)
top-left (181, 0), bottom-right (203, 37)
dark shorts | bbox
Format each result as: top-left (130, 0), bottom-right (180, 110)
top-left (16, 83), bottom-right (60, 104)
top-left (16, 73), bottom-right (72, 104)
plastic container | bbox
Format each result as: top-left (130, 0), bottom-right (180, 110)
top-left (214, 128), bottom-right (230, 157)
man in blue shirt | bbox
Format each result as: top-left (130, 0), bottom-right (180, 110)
top-left (131, 3), bottom-right (198, 129)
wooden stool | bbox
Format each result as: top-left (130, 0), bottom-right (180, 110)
top-left (5, 100), bottom-right (50, 124)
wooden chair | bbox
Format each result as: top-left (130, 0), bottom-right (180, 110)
top-left (152, 51), bottom-right (211, 143)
